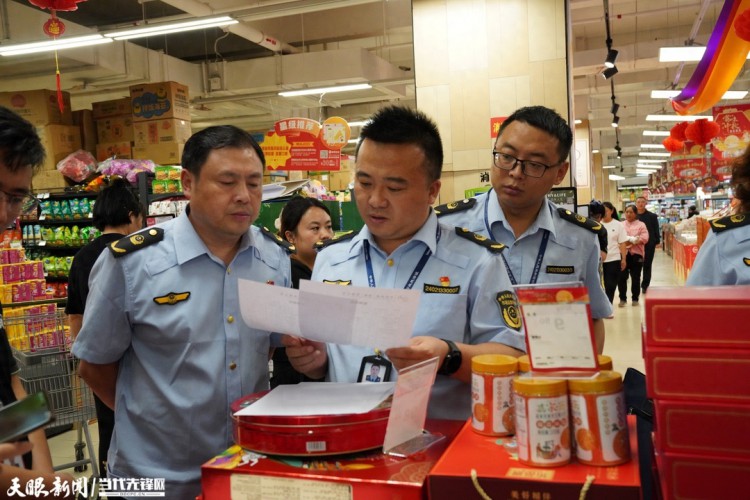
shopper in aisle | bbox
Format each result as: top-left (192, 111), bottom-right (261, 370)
top-left (435, 105), bottom-right (610, 353)
top-left (0, 106), bottom-right (74, 494)
top-left (271, 196), bottom-right (333, 387)
top-left (687, 145), bottom-right (750, 285)
top-left (601, 201), bottom-right (629, 305)
top-left (66, 177), bottom-right (144, 478)
top-left (283, 106), bottom-right (525, 420)
top-left (635, 196), bottom-right (660, 293)
top-left (72, 125), bottom-right (292, 499)
top-left (587, 200), bottom-right (608, 262)
top-left (618, 204), bottom-right (649, 306)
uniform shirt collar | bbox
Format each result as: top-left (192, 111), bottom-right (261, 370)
top-left (351, 210), bottom-right (439, 256)
top-left (489, 191), bottom-right (556, 238)
top-left (173, 205), bottom-right (254, 264)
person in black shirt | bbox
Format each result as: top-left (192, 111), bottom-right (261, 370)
top-left (270, 196), bottom-right (333, 387)
top-left (635, 196), bottom-right (660, 293)
top-left (65, 177), bottom-right (144, 477)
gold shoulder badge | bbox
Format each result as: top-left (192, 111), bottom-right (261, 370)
top-left (557, 208), bottom-right (602, 233)
top-left (260, 226), bottom-right (295, 253)
top-left (744, 258), bottom-right (750, 267)
top-left (314, 230), bottom-right (359, 250)
top-left (109, 228), bottom-right (164, 258)
top-left (322, 280), bottom-right (352, 286)
top-left (710, 213), bottom-right (750, 233)
top-left (434, 198), bottom-right (476, 216)
top-left (153, 292), bottom-right (190, 305)
top-left (454, 227), bottom-right (505, 253)
top-left (497, 291), bottom-right (522, 331)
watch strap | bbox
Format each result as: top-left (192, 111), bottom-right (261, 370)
top-left (437, 338), bottom-right (462, 375)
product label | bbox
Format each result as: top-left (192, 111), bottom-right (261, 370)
top-left (514, 393), bottom-right (570, 466)
top-left (569, 393), bottom-right (593, 462)
top-left (492, 375), bottom-right (514, 434)
top-left (598, 392), bottom-right (630, 463)
top-left (471, 373), bottom-right (486, 431)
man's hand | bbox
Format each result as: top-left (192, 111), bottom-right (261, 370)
top-left (281, 335), bottom-right (328, 380)
top-left (385, 336), bottom-right (449, 372)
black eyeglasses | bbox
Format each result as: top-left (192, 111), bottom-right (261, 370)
top-left (492, 151), bottom-right (562, 178)
top-left (0, 189), bottom-right (40, 216)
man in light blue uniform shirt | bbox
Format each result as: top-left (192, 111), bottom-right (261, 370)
top-left (437, 106), bottom-right (611, 353)
top-left (73, 126), bottom-right (291, 499)
top-left (284, 106), bottom-right (524, 421)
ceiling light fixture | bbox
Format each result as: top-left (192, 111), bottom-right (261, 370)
top-left (659, 47), bottom-right (750, 62)
top-left (347, 120), bottom-right (370, 127)
top-left (639, 152), bottom-right (671, 157)
top-left (646, 114), bottom-right (713, 122)
top-left (611, 102), bottom-right (620, 114)
top-left (611, 116), bottom-right (620, 127)
top-left (643, 130), bottom-right (670, 136)
top-left (575, 119), bottom-right (583, 124)
top-left (601, 66), bottom-right (618, 79)
top-left (604, 49), bottom-right (619, 68)
top-left (640, 144), bottom-right (666, 149)
top-left (603, 165), bottom-right (616, 169)
top-left (592, 149), bottom-right (600, 153)
top-left (651, 90), bottom-right (748, 100)
top-left (279, 83), bottom-right (372, 97)
top-left (0, 34), bottom-right (112, 56)
top-left (638, 159), bottom-right (667, 163)
top-left (609, 174), bottom-right (626, 181)
top-left (105, 16), bottom-right (238, 41)
top-left (636, 164), bottom-right (663, 169)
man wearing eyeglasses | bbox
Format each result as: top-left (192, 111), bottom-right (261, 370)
top-left (0, 106), bottom-right (74, 493)
top-left (436, 106), bottom-right (611, 353)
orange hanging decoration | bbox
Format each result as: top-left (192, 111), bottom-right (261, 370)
top-left (684, 118), bottom-right (721, 145)
top-left (670, 122), bottom-right (690, 141)
top-left (734, 8), bottom-right (750, 41)
top-left (27, 0), bottom-right (87, 113)
top-left (662, 136), bottom-right (685, 153)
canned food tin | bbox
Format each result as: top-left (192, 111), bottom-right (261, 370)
top-left (568, 371), bottom-right (630, 466)
top-left (513, 378), bottom-right (570, 467)
top-left (471, 354), bottom-right (517, 436)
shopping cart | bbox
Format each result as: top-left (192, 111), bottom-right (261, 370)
top-left (6, 306), bottom-right (100, 487)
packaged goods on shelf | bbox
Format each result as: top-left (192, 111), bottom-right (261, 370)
top-left (36, 124), bottom-right (82, 171)
top-left (0, 89), bottom-right (72, 126)
top-left (133, 118), bottom-right (192, 145)
top-left (129, 81), bottom-right (190, 122)
top-left (72, 109), bottom-right (96, 156)
top-left (133, 142), bottom-right (184, 165)
top-left (91, 97), bottom-right (132, 120)
top-left (96, 141), bottom-right (133, 161)
top-left (96, 115), bottom-right (134, 143)
top-left (32, 170), bottom-right (68, 191)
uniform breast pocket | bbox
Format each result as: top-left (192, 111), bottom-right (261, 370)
top-left (413, 293), bottom-right (468, 340)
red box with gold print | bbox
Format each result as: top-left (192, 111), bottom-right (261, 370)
top-left (654, 449), bottom-right (750, 500)
top-left (643, 286), bottom-right (750, 350)
top-left (428, 417), bottom-right (640, 500)
top-left (201, 419), bottom-right (463, 500)
top-left (653, 400), bottom-right (750, 458)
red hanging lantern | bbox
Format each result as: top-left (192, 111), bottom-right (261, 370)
top-left (734, 8), bottom-right (750, 42)
top-left (27, 0), bottom-right (87, 113)
top-left (662, 136), bottom-right (684, 153)
top-left (670, 122), bottom-right (689, 141)
top-left (685, 118), bottom-right (721, 145)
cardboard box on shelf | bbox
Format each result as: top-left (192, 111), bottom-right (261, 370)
top-left (91, 97), bottom-right (132, 119)
top-left (37, 124), bottom-right (82, 170)
top-left (96, 141), bottom-right (133, 161)
top-left (96, 115), bottom-right (134, 143)
top-left (428, 417), bottom-right (641, 500)
top-left (72, 109), bottom-right (97, 156)
top-left (329, 171), bottom-right (352, 191)
top-left (32, 170), bottom-right (69, 191)
top-left (133, 118), bottom-right (192, 145)
top-left (0, 89), bottom-right (72, 126)
top-left (133, 142), bottom-right (184, 165)
top-left (129, 81), bottom-right (190, 122)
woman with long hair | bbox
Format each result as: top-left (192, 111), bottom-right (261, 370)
top-left (601, 201), bottom-right (629, 306)
top-left (617, 204), bottom-right (649, 306)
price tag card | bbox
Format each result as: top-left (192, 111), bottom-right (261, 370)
top-left (514, 282), bottom-right (598, 373)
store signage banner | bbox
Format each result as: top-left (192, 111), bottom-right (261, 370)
top-left (712, 103), bottom-right (750, 162)
top-left (261, 117), bottom-right (351, 171)
top-left (490, 117), bottom-right (506, 139)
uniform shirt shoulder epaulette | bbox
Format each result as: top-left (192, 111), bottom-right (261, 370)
top-left (557, 208), bottom-right (602, 234)
top-left (109, 227), bottom-right (164, 258)
top-left (260, 226), bottom-right (295, 253)
top-left (709, 213), bottom-right (750, 233)
top-left (434, 198), bottom-right (476, 216)
top-left (454, 227), bottom-right (505, 253)
top-left (314, 230), bottom-right (359, 250)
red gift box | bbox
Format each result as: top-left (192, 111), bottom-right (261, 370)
top-left (645, 347), bottom-right (750, 404)
top-left (654, 400), bottom-right (750, 458)
top-left (654, 450), bottom-right (750, 500)
top-left (428, 416), bottom-right (641, 500)
top-left (644, 286), bottom-right (750, 349)
top-left (201, 419), bottom-right (463, 500)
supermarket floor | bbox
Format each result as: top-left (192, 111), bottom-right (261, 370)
top-left (47, 248), bottom-right (681, 482)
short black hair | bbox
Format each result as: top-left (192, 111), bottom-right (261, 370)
top-left (181, 125), bottom-right (265, 176)
top-left (279, 196), bottom-right (331, 240)
top-left (0, 106), bottom-right (45, 174)
top-left (355, 106), bottom-right (443, 182)
top-left (589, 200), bottom-right (605, 218)
top-left (496, 106), bottom-right (573, 163)
top-left (92, 177), bottom-right (144, 231)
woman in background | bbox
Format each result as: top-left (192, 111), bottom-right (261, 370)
top-left (618, 204), bottom-right (649, 307)
top-left (66, 177), bottom-right (144, 477)
top-left (601, 201), bottom-right (629, 306)
top-left (271, 196), bottom-right (333, 387)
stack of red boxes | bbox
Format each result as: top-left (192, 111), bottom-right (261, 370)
top-left (644, 286), bottom-right (750, 499)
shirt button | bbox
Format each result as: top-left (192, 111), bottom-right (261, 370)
top-left (387, 259), bottom-right (394, 267)
top-left (229, 362), bottom-right (237, 370)
top-left (227, 315), bottom-right (234, 323)
top-left (227, 267), bottom-right (232, 274)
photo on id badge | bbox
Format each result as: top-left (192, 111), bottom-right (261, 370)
top-left (358, 355), bottom-right (392, 383)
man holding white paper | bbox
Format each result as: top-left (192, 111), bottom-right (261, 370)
top-left (284, 106), bottom-right (524, 420)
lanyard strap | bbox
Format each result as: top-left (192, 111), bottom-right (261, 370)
top-left (363, 225), bottom-right (440, 289)
top-left (484, 192), bottom-right (550, 285)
